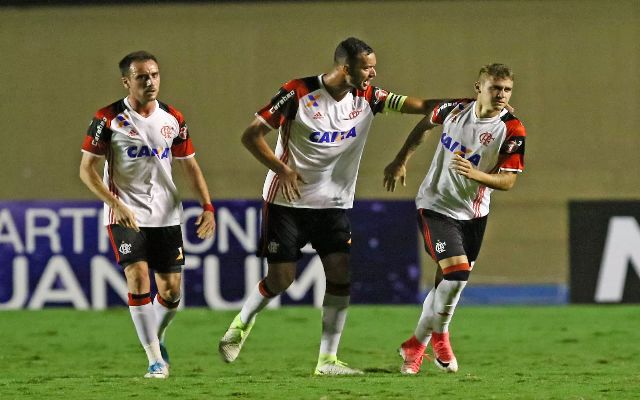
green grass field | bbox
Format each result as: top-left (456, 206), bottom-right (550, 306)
top-left (0, 306), bottom-right (638, 399)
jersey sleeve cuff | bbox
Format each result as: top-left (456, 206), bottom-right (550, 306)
top-left (255, 113), bottom-right (276, 130)
top-left (498, 167), bottom-right (523, 173)
top-left (173, 153), bottom-right (196, 160)
top-left (81, 149), bottom-right (105, 158)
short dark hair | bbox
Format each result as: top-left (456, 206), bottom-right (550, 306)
top-left (334, 37), bottom-right (374, 66)
top-left (478, 63), bottom-right (514, 82)
top-left (119, 51), bottom-right (158, 76)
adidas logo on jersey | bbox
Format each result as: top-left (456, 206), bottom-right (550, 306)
top-left (309, 127), bottom-right (357, 143)
top-left (313, 112), bottom-right (323, 119)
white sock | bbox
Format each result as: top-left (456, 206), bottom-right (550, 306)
top-left (153, 294), bottom-right (179, 342)
top-left (239, 281), bottom-right (274, 325)
top-left (143, 342), bottom-right (164, 366)
top-left (414, 288), bottom-right (436, 344)
top-left (129, 302), bottom-right (163, 365)
top-left (432, 279), bottom-right (467, 333)
top-left (319, 294), bottom-right (350, 356)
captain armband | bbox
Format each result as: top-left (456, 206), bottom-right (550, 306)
top-left (384, 93), bottom-right (408, 113)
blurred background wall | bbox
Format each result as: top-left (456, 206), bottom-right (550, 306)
top-left (0, 0), bottom-right (638, 286)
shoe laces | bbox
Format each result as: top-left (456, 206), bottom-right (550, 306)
top-left (408, 350), bottom-right (430, 368)
top-left (433, 338), bottom-right (454, 361)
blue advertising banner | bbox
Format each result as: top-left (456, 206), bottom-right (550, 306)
top-left (0, 200), bottom-right (419, 309)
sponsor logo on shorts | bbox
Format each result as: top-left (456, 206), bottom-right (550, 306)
top-left (435, 240), bottom-right (446, 254)
top-left (119, 242), bottom-right (132, 255)
top-left (176, 247), bottom-right (184, 261)
top-left (267, 241), bottom-right (279, 254)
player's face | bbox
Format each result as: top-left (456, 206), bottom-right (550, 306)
top-left (345, 52), bottom-right (377, 90)
top-left (476, 76), bottom-right (513, 112)
top-left (122, 60), bottom-right (161, 105)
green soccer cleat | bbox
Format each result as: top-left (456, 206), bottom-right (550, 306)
top-left (218, 313), bottom-right (254, 363)
top-left (314, 354), bottom-right (363, 376)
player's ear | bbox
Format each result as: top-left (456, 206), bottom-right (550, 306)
top-left (474, 81), bottom-right (481, 94)
top-left (122, 77), bottom-right (129, 89)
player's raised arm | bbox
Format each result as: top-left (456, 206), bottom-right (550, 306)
top-left (398, 96), bottom-right (443, 115)
top-left (241, 117), bottom-right (306, 202)
top-left (383, 114), bottom-right (438, 192)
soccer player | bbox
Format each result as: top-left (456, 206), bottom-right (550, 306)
top-left (79, 51), bottom-right (216, 379)
top-left (383, 63), bottom-right (526, 375)
top-left (218, 37), bottom-right (442, 375)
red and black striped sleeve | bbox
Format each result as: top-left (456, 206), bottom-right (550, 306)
top-left (256, 77), bottom-right (315, 129)
top-left (497, 114), bottom-right (526, 172)
top-left (81, 102), bottom-right (119, 156)
top-left (159, 102), bottom-right (195, 158)
top-left (360, 86), bottom-right (389, 115)
top-left (431, 99), bottom-right (473, 125)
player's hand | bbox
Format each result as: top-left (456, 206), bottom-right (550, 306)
top-left (112, 202), bottom-right (139, 231)
top-left (195, 210), bottom-right (216, 239)
top-left (383, 160), bottom-right (407, 192)
top-left (278, 166), bottom-right (306, 202)
top-left (450, 155), bottom-right (477, 179)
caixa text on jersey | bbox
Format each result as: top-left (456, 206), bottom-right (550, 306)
top-left (126, 146), bottom-right (171, 159)
top-left (309, 127), bottom-right (357, 143)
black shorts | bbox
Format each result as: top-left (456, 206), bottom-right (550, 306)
top-left (258, 203), bottom-right (352, 263)
top-left (417, 209), bottom-right (487, 263)
top-left (107, 224), bottom-right (184, 273)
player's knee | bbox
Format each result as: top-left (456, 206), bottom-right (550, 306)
top-left (326, 280), bottom-right (351, 296)
top-left (441, 262), bottom-right (471, 281)
top-left (124, 262), bottom-right (150, 289)
top-left (159, 289), bottom-right (181, 304)
top-left (442, 270), bottom-right (470, 281)
top-left (264, 273), bottom-right (294, 295)
top-left (156, 292), bottom-right (181, 308)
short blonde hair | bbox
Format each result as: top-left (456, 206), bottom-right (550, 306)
top-left (478, 63), bottom-right (514, 82)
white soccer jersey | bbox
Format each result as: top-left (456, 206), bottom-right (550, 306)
top-left (256, 75), bottom-right (392, 209)
top-left (416, 100), bottom-right (526, 220)
top-left (81, 98), bottom-right (195, 227)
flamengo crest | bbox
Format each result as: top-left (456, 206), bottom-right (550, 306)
top-left (479, 132), bottom-right (495, 146)
top-left (119, 242), bottom-right (132, 255)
